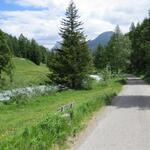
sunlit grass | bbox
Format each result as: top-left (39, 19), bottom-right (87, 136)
top-left (1, 57), bottom-right (49, 90)
top-left (0, 79), bottom-right (122, 143)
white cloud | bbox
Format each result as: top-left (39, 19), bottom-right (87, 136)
top-left (0, 10), bottom-right (61, 48)
top-left (0, 0), bottom-right (149, 48)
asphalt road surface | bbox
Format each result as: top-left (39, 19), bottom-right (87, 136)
top-left (75, 75), bottom-right (150, 150)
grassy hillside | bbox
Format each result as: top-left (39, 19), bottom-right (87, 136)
top-left (1, 57), bottom-right (49, 90)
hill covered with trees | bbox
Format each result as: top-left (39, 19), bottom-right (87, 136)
top-left (0, 29), bottom-right (51, 89)
top-left (1, 30), bottom-right (49, 65)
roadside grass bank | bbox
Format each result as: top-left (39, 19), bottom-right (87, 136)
top-left (0, 77), bottom-right (125, 149)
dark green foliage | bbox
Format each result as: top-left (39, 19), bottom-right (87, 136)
top-left (0, 29), bottom-right (13, 81)
top-left (94, 44), bottom-right (107, 69)
top-left (40, 46), bottom-right (48, 63)
top-left (129, 11), bottom-right (150, 75)
top-left (0, 29), bottom-right (49, 65)
top-left (18, 34), bottom-right (30, 58)
top-left (48, 2), bottom-right (93, 89)
top-left (28, 39), bottom-right (42, 65)
top-left (4, 33), bottom-right (19, 57)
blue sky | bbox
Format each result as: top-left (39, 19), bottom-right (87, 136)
top-left (0, 0), bottom-right (149, 49)
top-left (0, 0), bottom-right (47, 11)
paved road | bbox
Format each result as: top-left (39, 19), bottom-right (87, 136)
top-left (75, 75), bottom-right (150, 150)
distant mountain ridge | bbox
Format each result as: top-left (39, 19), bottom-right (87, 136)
top-left (52, 31), bottom-right (114, 51)
top-left (88, 31), bottom-right (114, 51)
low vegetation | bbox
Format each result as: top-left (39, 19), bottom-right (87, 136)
top-left (0, 78), bottom-right (123, 149)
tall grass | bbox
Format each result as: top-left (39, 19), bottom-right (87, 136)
top-left (0, 77), bottom-right (125, 149)
top-left (0, 91), bottom-right (117, 150)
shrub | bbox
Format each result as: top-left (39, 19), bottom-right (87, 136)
top-left (100, 66), bottom-right (112, 81)
top-left (81, 76), bottom-right (93, 90)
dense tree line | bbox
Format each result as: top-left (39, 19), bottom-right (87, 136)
top-left (94, 26), bottom-right (131, 73)
top-left (2, 30), bottom-right (49, 65)
top-left (48, 2), bottom-right (93, 89)
top-left (0, 28), bottom-right (50, 84)
top-left (94, 11), bottom-right (150, 76)
top-left (128, 11), bottom-right (150, 76)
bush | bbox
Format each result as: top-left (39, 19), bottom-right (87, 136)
top-left (81, 76), bottom-right (93, 90)
top-left (100, 66), bottom-right (112, 81)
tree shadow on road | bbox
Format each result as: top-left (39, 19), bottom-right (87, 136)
top-left (112, 96), bottom-right (150, 110)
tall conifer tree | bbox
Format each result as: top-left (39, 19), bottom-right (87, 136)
top-left (48, 1), bottom-right (93, 89)
top-left (94, 44), bottom-right (107, 70)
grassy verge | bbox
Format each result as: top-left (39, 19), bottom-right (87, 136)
top-left (0, 78), bottom-right (124, 149)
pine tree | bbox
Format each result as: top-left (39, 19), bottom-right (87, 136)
top-left (18, 34), bottom-right (28, 58)
top-left (29, 39), bottom-right (41, 65)
top-left (12, 36), bottom-right (19, 56)
top-left (48, 1), bottom-right (93, 89)
top-left (94, 44), bottom-right (107, 70)
top-left (0, 29), bottom-right (13, 81)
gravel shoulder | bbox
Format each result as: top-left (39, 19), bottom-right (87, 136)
top-left (72, 75), bottom-right (150, 150)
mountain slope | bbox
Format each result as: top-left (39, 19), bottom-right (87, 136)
top-left (52, 31), bottom-right (114, 52)
top-left (88, 31), bottom-right (114, 51)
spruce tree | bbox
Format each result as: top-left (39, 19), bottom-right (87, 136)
top-left (48, 1), bottom-right (93, 89)
top-left (0, 29), bottom-right (13, 81)
top-left (94, 44), bottom-right (107, 70)
top-left (29, 39), bottom-right (41, 65)
top-left (18, 34), bottom-right (27, 58)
